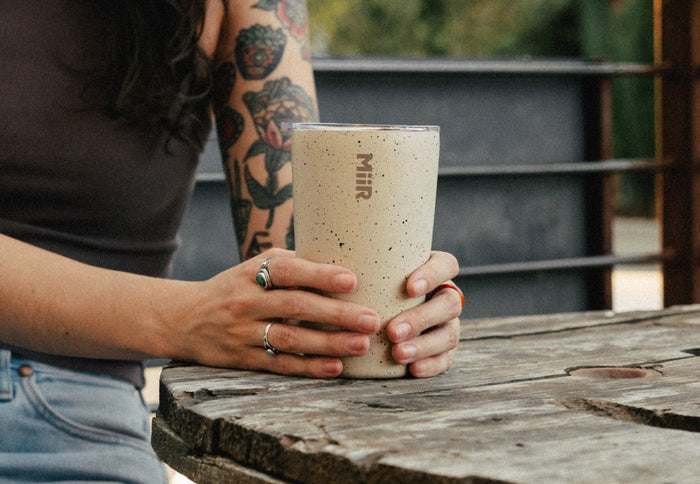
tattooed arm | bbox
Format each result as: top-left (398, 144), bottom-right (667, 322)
top-left (192, 0), bottom-right (459, 378)
top-left (211, 0), bottom-right (319, 261)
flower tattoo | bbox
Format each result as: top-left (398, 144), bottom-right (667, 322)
top-left (235, 25), bottom-right (287, 80)
top-left (253, 0), bottom-right (309, 42)
top-left (243, 77), bottom-right (316, 228)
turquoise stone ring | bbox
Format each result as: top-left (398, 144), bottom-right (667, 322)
top-left (255, 258), bottom-right (274, 290)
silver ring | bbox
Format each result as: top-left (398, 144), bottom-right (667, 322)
top-left (263, 323), bottom-right (279, 356)
top-left (255, 258), bottom-right (274, 290)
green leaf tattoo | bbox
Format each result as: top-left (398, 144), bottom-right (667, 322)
top-left (223, 158), bottom-right (252, 250)
top-left (286, 215), bottom-right (295, 250)
top-left (243, 77), bottom-right (316, 229)
top-left (246, 231), bottom-right (273, 259)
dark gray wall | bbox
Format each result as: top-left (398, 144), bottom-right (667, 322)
top-left (171, 59), bottom-right (608, 319)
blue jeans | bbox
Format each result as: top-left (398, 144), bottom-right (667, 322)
top-left (0, 350), bottom-right (168, 483)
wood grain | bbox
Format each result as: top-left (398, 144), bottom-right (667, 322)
top-left (153, 306), bottom-right (700, 483)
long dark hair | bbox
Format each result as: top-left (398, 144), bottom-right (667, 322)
top-left (87, 0), bottom-right (212, 148)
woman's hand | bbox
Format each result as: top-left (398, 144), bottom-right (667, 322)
top-left (166, 248), bottom-right (460, 380)
top-left (385, 251), bottom-right (462, 378)
top-left (168, 248), bottom-right (381, 379)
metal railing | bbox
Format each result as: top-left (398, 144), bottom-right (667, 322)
top-left (177, 2), bottom-right (699, 315)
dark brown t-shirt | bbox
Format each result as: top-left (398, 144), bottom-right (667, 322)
top-left (0, 1), bottom-right (212, 387)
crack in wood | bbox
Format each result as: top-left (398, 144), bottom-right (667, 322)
top-left (470, 373), bottom-right (569, 388)
top-left (565, 365), bottom-right (663, 378)
top-left (190, 388), bottom-right (264, 402)
top-left (353, 400), bottom-right (406, 411)
top-left (556, 397), bottom-right (700, 433)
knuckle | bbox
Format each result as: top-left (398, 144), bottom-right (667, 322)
top-left (447, 291), bottom-right (463, 318)
top-left (254, 248), bottom-right (292, 279)
top-left (423, 262), bottom-right (441, 283)
top-left (432, 250), bottom-right (459, 276)
top-left (445, 253), bottom-right (460, 276)
top-left (442, 349), bottom-right (456, 370)
top-left (270, 259), bottom-right (291, 286)
top-left (433, 287), bottom-right (463, 317)
top-left (285, 291), bottom-right (312, 320)
top-left (414, 308), bottom-right (432, 334)
top-left (410, 359), bottom-right (432, 378)
top-left (225, 295), bottom-right (254, 317)
top-left (266, 247), bottom-right (289, 258)
top-left (334, 302), bottom-right (357, 326)
top-left (411, 350), bottom-right (454, 378)
top-left (446, 320), bottom-right (461, 349)
top-left (270, 325), bottom-right (295, 350)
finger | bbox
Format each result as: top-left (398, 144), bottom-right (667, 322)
top-left (406, 251), bottom-right (459, 297)
top-left (262, 322), bottom-right (371, 357)
top-left (253, 289), bottom-right (380, 334)
top-left (391, 317), bottom-right (460, 365)
top-left (407, 346), bottom-right (457, 378)
top-left (247, 351), bottom-right (346, 378)
top-left (386, 287), bottom-right (463, 342)
top-left (253, 251), bottom-right (358, 293)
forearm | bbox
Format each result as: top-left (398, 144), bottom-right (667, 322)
top-left (0, 234), bottom-right (195, 360)
top-left (213, 0), bottom-right (319, 260)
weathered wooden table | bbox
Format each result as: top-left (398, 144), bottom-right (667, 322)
top-left (152, 306), bottom-right (700, 483)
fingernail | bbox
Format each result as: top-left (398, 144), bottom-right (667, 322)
top-left (413, 278), bottom-right (428, 296)
top-left (322, 359), bottom-right (342, 376)
top-left (400, 344), bottom-right (417, 360)
top-left (358, 312), bottom-right (380, 332)
top-left (347, 334), bottom-right (369, 352)
top-left (394, 322), bottom-right (411, 340)
top-left (333, 272), bottom-right (355, 291)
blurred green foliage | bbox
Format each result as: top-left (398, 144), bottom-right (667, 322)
top-left (307, 0), bottom-right (655, 216)
top-left (307, 0), bottom-right (578, 58)
top-left (579, 1), bottom-right (655, 216)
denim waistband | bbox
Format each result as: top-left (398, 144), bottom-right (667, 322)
top-left (0, 345), bottom-right (145, 389)
top-left (0, 349), bottom-right (11, 401)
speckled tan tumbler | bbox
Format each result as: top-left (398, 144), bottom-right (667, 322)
top-left (292, 123), bottom-right (440, 378)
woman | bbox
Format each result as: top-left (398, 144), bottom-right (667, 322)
top-left (0, 0), bottom-right (462, 481)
